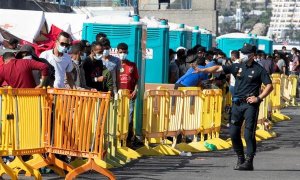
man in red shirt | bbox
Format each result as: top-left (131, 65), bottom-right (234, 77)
top-left (117, 43), bottom-right (139, 146)
top-left (0, 52), bottom-right (48, 88)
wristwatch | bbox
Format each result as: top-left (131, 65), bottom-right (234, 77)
top-left (256, 96), bottom-right (262, 103)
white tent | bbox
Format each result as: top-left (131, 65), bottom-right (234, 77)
top-left (45, 12), bottom-right (88, 40)
top-left (0, 9), bottom-right (45, 43)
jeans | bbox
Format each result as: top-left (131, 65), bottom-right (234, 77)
top-left (127, 99), bottom-right (135, 142)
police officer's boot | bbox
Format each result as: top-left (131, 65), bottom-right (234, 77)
top-left (233, 154), bottom-right (245, 170)
top-left (237, 155), bottom-right (254, 171)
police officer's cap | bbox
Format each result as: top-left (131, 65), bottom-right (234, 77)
top-left (240, 43), bottom-right (257, 54)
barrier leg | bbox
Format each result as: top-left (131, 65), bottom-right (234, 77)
top-left (153, 144), bottom-right (181, 155)
top-left (28, 153), bottom-right (73, 176)
top-left (65, 158), bottom-right (116, 180)
top-left (0, 158), bottom-right (17, 180)
top-left (149, 138), bottom-right (172, 145)
top-left (136, 138), bottom-right (162, 156)
top-left (117, 147), bottom-right (142, 159)
top-left (25, 154), bottom-right (65, 177)
top-left (187, 134), bottom-right (211, 152)
top-left (105, 154), bottom-right (124, 167)
top-left (8, 156), bottom-right (41, 180)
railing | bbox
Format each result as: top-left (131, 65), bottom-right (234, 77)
top-left (63, 0), bottom-right (134, 7)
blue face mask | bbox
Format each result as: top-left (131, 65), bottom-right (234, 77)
top-left (80, 53), bottom-right (87, 60)
top-left (57, 45), bottom-right (67, 53)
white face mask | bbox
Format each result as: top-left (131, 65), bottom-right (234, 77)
top-left (241, 53), bottom-right (251, 63)
top-left (23, 55), bottom-right (32, 59)
top-left (94, 53), bottom-right (102, 60)
top-left (118, 53), bottom-right (127, 60)
top-left (72, 59), bottom-right (79, 65)
top-left (103, 49), bottom-right (110, 57)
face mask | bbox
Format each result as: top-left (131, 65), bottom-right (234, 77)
top-left (118, 53), bottom-right (127, 60)
top-left (23, 55), bottom-right (32, 59)
top-left (72, 59), bottom-right (79, 65)
top-left (217, 58), bottom-right (224, 64)
top-left (103, 49), bottom-right (110, 57)
top-left (241, 54), bottom-right (250, 63)
top-left (80, 53), bottom-right (87, 60)
top-left (94, 53), bottom-right (102, 60)
top-left (57, 45), bottom-right (67, 53)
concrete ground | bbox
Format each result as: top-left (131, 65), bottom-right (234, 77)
top-left (6, 107), bottom-right (300, 180)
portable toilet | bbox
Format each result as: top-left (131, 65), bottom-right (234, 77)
top-left (188, 26), bottom-right (201, 48)
top-left (258, 36), bottom-right (273, 55)
top-left (169, 23), bottom-right (192, 51)
top-left (82, 15), bottom-right (146, 135)
top-left (141, 17), bottom-right (169, 83)
top-left (200, 28), bottom-right (213, 51)
top-left (216, 33), bottom-right (258, 57)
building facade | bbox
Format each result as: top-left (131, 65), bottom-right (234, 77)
top-left (139, 0), bottom-right (218, 34)
top-left (268, 0), bottom-right (300, 40)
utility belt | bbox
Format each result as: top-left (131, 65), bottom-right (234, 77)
top-left (232, 97), bottom-right (248, 105)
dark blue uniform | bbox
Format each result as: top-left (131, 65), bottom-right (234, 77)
top-left (222, 61), bottom-right (272, 157)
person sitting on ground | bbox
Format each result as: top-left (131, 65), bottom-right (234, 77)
top-left (0, 52), bottom-right (48, 88)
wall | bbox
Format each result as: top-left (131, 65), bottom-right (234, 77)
top-left (140, 10), bottom-right (218, 34)
top-left (139, 0), bottom-right (218, 34)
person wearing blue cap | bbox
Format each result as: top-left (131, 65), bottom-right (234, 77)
top-left (193, 43), bottom-right (273, 171)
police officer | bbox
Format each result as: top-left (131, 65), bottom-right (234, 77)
top-left (193, 44), bottom-right (273, 171)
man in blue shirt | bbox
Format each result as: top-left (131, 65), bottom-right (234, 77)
top-left (174, 65), bottom-right (208, 89)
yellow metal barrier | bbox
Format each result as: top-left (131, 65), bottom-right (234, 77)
top-left (166, 90), bottom-right (184, 148)
top-left (288, 75), bottom-right (299, 106)
top-left (204, 89), bottom-right (231, 150)
top-left (176, 90), bottom-right (208, 152)
top-left (28, 89), bottom-right (115, 180)
top-left (116, 90), bottom-right (141, 160)
top-left (137, 90), bottom-right (171, 156)
top-left (282, 75), bottom-right (299, 106)
top-left (256, 92), bottom-right (276, 140)
top-left (0, 88), bottom-right (48, 180)
top-left (270, 79), bottom-right (290, 122)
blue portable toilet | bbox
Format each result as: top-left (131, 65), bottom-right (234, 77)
top-left (258, 36), bottom-right (273, 55)
top-left (141, 17), bottom-right (169, 83)
top-left (82, 15), bottom-right (146, 135)
top-left (216, 33), bottom-right (258, 57)
top-left (169, 23), bottom-right (192, 51)
top-left (200, 28), bottom-right (212, 51)
top-left (192, 26), bottom-right (201, 47)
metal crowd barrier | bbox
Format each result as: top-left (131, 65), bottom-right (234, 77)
top-left (0, 88), bottom-right (47, 180)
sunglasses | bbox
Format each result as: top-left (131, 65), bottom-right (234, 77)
top-left (58, 42), bottom-right (70, 47)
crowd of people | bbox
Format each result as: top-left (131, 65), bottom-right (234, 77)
top-left (0, 31), bottom-right (139, 147)
top-left (1, 32), bottom-right (300, 171)
top-left (169, 44), bottom-right (300, 91)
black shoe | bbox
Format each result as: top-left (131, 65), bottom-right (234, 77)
top-left (236, 156), bottom-right (254, 171)
top-left (233, 155), bottom-right (245, 170)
